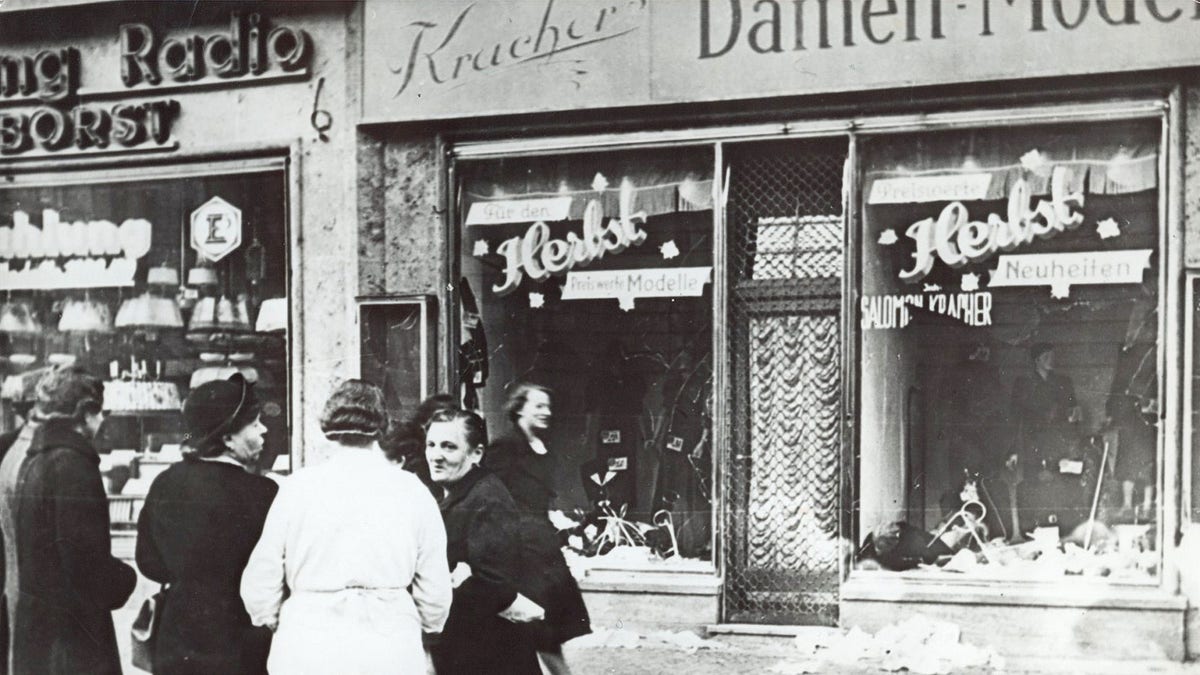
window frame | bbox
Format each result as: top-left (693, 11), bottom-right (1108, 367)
top-left (442, 94), bottom-right (1181, 593)
top-left (847, 99), bottom-right (1178, 591)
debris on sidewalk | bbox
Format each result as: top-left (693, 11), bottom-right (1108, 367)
top-left (568, 627), bottom-right (728, 653)
top-left (569, 628), bottom-right (642, 650)
top-left (770, 615), bottom-right (1004, 675)
top-left (646, 630), bottom-right (728, 653)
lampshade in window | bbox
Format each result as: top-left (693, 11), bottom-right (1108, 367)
top-left (188, 296), bottom-right (251, 333)
top-left (57, 299), bottom-right (112, 333)
top-left (255, 298), bottom-right (287, 332)
top-left (0, 302), bottom-right (41, 334)
top-left (115, 295), bottom-right (184, 329)
top-left (186, 266), bottom-right (218, 287)
top-left (147, 266), bottom-right (180, 286)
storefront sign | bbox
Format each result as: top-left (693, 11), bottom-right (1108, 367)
top-left (868, 174), bottom-right (992, 205)
top-left (190, 197), bottom-right (243, 263)
top-left (493, 194), bottom-right (648, 296)
top-left (0, 48), bottom-right (78, 102)
top-left (898, 167), bottom-right (1083, 284)
top-left (0, 209), bottom-right (149, 289)
top-left (988, 249), bottom-right (1153, 295)
top-left (0, 11), bottom-right (309, 158)
top-left (364, 0), bottom-right (649, 121)
top-left (0, 212), bottom-right (151, 260)
top-left (119, 12), bottom-right (312, 87)
top-left (364, 0), bottom-right (1200, 122)
top-left (860, 291), bottom-right (993, 330)
top-left (0, 257), bottom-right (137, 290)
top-left (0, 99), bottom-right (178, 155)
top-left (0, 39), bottom-right (181, 156)
top-left (561, 266), bottom-right (712, 301)
top-left (466, 197), bottom-right (573, 226)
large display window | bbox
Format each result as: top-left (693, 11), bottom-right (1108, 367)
top-left (854, 119), bottom-right (1163, 582)
top-left (0, 162), bottom-right (292, 528)
top-left (456, 148), bottom-right (715, 569)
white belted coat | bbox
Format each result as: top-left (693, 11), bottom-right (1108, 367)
top-left (241, 449), bottom-right (451, 674)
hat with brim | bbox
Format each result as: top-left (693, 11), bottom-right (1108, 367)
top-left (183, 373), bottom-right (258, 450)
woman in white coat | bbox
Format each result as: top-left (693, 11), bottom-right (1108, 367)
top-left (240, 380), bottom-right (452, 674)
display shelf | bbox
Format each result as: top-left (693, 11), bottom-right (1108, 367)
top-left (107, 495), bottom-right (144, 529)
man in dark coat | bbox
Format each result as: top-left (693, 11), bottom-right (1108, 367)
top-left (0, 425), bottom-right (22, 675)
top-left (0, 366), bottom-right (136, 674)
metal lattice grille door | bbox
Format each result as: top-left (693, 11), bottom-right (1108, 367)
top-left (724, 139), bottom-right (846, 625)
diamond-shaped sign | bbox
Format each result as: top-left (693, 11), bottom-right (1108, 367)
top-left (190, 196), bottom-right (242, 263)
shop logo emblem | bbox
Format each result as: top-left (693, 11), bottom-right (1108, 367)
top-left (190, 196), bottom-right (242, 263)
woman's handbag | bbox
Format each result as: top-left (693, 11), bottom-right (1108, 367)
top-left (130, 586), bottom-right (166, 672)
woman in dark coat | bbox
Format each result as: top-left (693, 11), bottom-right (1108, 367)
top-left (426, 408), bottom-right (544, 675)
top-left (136, 374), bottom-right (278, 675)
top-left (486, 384), bottom-right (591, 673)
top-left (0, 366), bottom-right (136, 675)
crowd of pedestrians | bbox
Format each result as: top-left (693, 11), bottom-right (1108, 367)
top-left (0, 363), bottom-right (590, 674)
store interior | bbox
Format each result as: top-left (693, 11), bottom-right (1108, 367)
top-left (0, 169), bottom-right (290, 530)
top-left (856, 120), bottom-right (1162, 581)
top-left (459, 149), bottom-right (716, 568)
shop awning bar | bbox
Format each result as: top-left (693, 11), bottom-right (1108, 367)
top-left (450, 123), bottom-right (799, 158)
top-left (453, 100), bottom-right (1167, 160)
top-left (843, 99), bottom-right (1167, 134)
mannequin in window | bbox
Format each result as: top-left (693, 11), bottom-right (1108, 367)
top-left (935, 342), bottom-right (1009, 539)
top-left (1106, 298), bottom-right (1157, 522)
top-left (582, 340), bottom-right (645, 514)
top-left (458, 278), bottom-right (488, 412)
top-left (1009, 342), bottom-right (1083, 535)
top-left (653, 346), bottom-right (712, 559)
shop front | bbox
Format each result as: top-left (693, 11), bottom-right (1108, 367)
top-left (0, 0), bottom-right (359, 554)
top-left (359, 0), bottom-right (1200, 659)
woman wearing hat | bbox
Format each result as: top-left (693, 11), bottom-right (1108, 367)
top-left (241, 380), bottom-right (452, 674)
top-left (136, 373), bottom-right (278, 675)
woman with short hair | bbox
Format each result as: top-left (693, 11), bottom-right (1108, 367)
top-left (136, 373), bottom-right (278, 674)
top-left (241, 380), bottom-right (451, 674)
top-left (426, 407), bottom-right (545, 675)
top-left (487, 384), bottom-right (591, 673)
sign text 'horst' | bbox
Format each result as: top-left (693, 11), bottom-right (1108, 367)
top-left (0, 11), bottom-right (311, 157)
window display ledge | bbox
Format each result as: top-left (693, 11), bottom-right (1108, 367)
top-left (842, 572), bottom-right (1184, 611)
top-left (578, 570), bottom-right (721, 596)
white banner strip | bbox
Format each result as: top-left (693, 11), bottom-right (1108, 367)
top-left (465, 197), bottom-right (572, 226)
top-left (988, 250), bottom-right (1152, 288)
top-left (562, 266), bottom-right (712, 300)
top-left (0, 258), bottom-right (137, 290)
top-left (868, 174), bottom-right (992, 205)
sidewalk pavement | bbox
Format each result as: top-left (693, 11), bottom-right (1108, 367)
top-left (109, 560), bottom-right (1200, 675)
top-left (562, 632), bottom-right (1200, 675)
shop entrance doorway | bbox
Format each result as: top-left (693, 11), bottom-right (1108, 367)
top-left (722, 139), bottom-right (847, 625)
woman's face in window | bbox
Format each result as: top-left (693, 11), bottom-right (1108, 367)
top-left (518, 389), bottom-right (552, 432)
top-left (426, 420), bottom-right (481, 485)
top-left (225, 415), bottom-right (267, 467)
